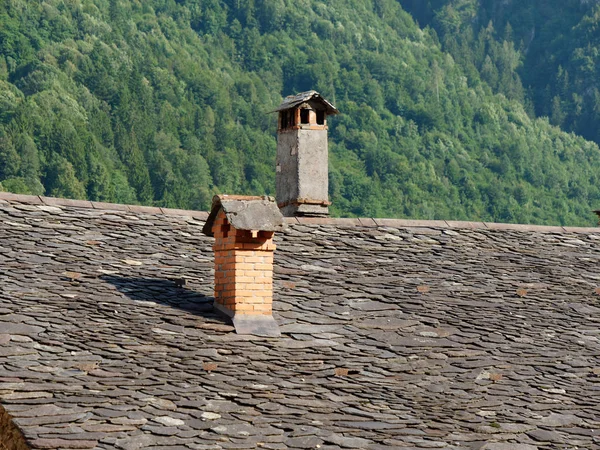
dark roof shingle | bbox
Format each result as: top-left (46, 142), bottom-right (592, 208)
top-left (0, 193), bottom-right (600, 449)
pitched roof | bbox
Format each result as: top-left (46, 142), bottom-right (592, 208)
top-left (1, 193), bottom-right (600, 449)
top-left (202, 194), bottom-right (286, 237)
top-left (272, 91), bottom-right (339, 115)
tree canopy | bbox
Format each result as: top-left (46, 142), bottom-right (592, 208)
top-left (0, 0), bottom-right (599, 225)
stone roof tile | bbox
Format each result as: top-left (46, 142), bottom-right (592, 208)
top-left (0, 193), bottom-right (599, 448)
top-left (202, 195), bottom-right (285, 236)
top-left (272, 91), bottom-right (339, 115)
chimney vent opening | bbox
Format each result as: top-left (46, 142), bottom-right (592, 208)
top-left (300, 108), bottom-right (310, 124)
top-left (316, 110), bottom-right (325, 125)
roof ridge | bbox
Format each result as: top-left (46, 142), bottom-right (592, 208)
top-left (0, 191), bottom-right (597, 233)
top-left (0, 192), bottom-right (209, 219)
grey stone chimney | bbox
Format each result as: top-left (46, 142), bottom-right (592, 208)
top-left (274, 91), bottom-right (339, 217)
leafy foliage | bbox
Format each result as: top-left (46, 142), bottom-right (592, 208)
top-left (0, 0), bottom-right (599, 225)
top-left (400, 0), bottom-right (600, 219)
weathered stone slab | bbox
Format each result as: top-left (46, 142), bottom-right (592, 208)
top-left (231, 314), bottom-right (281, 337)
top-left (0, 323), bottom-right (44, 335)
top-left (29, 438), bottom-right (97, 449)
top-left (481, 444), bottom-right (537, 450)
top-left (323, 433), bottom-right (373, 448)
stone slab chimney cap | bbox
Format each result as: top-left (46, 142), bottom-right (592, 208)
top-left (270, 90), bottom-right (339, 115)
top-left (202, 195), bottom-right (286, 237)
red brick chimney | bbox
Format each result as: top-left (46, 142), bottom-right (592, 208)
top-left (202, 195), bottom-right (285, 336)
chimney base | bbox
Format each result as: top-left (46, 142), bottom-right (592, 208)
top-left (213, 303), bottom-right (281, 337)
top-left (231, 314), bottom-right (281, 337)
top-left (278, 199), bottom-right (331, 217)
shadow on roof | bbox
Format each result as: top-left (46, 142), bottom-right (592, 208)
top-left (100, 275), bottom-right (231, 326)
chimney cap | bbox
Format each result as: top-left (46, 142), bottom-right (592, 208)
top-left (271, 90), bottom-right (339, 115)
top-left (202, 195), bottom-right (286, 236)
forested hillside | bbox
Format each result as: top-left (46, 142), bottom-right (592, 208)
top-left (401, 0), bottom-right (600, 168)
top-left (1, 0), bottom-right (599, 225)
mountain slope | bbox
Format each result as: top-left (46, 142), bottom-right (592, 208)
top-left (401, 0), bottom-right (600, 154)
top-left (0, 0), bottom-right (599, 225)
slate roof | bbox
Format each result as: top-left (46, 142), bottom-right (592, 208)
top-left (1, 193), bottom-right (600, 450)
top-left (272, 91), bottom-right (339, 115)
